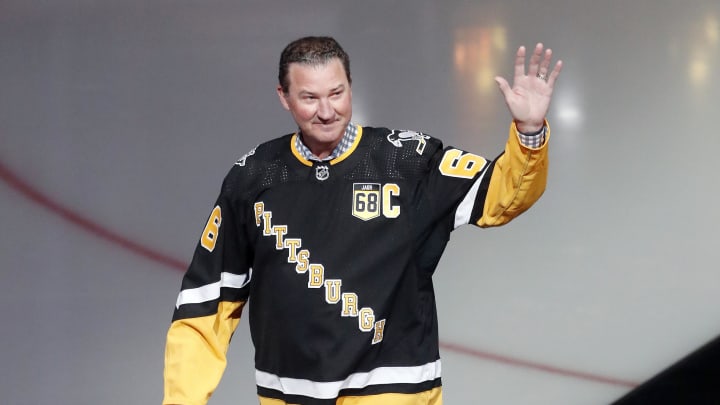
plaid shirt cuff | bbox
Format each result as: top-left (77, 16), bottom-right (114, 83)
top-left (517, 126), bottom-right (547, 148)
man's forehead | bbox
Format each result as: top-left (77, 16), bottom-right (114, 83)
top-left (288, 58), bottom-right (344, 73)
top-left (287, 59), bottom-right (349, 90)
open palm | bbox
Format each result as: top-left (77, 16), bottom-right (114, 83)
top-left (495, 43), bottom-right (563, 133)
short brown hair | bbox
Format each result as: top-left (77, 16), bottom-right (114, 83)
top-left (278, 36), bottom-right (351, 93)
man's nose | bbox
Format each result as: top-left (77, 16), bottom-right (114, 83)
top-left (317, 98), bottom-right (334, 120)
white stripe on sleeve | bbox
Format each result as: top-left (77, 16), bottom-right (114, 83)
top-left (453, 171), bottom-right (487, 229)
top-left (175, 270), bottom-right (251, 308)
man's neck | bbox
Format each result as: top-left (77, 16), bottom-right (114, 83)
top-left (296, 122), bottom-right (356, 161)
top-left (301, 136), bottom-right (341, 160)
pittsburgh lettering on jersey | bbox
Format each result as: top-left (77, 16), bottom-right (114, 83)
top-left (352, 183), bottom-right (401, 221)
top-left (253, 201), bottom-right (386, 344)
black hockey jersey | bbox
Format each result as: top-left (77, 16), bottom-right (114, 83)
top-left (163, 123), bottom-right (549, 405)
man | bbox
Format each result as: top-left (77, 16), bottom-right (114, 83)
top-left (164, 36), bottom-right (562, 405)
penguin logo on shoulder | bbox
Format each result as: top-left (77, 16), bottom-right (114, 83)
top-left (387, 130), bottom-right (430, 155)
top-left (235, 146), bottom-right (258, 167)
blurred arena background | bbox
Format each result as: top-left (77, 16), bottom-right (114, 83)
top-left (1, 1), bottom-right (719, 403)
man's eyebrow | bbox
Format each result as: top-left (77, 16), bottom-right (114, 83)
top-left (298, 85), bottom-right (345, 96)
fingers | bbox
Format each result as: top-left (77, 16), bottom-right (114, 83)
top-left (495, 76), bottom-right (511, 97)
top-left (537, 48), bottom-right (552, 78)
top-left (546, 59), bottom-right (563, 88)
top-left (511, 43), bottom-right (563, 86)
top-left (514, 46), bottom-right (526, 78)
top-left (526, 43), bottom-right (544, 77)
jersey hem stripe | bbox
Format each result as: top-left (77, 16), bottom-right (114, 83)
top-left (255, 359), bottom-right (442, 400)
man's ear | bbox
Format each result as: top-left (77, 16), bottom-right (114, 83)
top-left (277, 85), bottom-right (290, 111)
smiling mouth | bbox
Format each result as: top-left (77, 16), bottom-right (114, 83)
top-left (315, 121), bottom-right (339, 127)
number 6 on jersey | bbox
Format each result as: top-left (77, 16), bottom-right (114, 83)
top-left (439, 149), bottom-right (486, 179)
top-left (201, 206), bottom-right (222, 252)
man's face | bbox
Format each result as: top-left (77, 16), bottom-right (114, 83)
top-left (277, 58), bottom-right (352, 157)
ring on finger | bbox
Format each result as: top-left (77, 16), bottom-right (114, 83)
top-left (537, 73), bottom-right (547, 81)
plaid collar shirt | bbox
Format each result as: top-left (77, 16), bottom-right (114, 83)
top-left (295, 122), bottom-right (358, 162)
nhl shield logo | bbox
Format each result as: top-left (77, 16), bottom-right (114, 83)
top-left (315, 165), bottom-right (330, 181)
top-left (352, 183), bottom-right (381, 221)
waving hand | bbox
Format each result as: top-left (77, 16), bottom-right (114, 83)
top-left (495, 43), bottom-right (563, 133)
